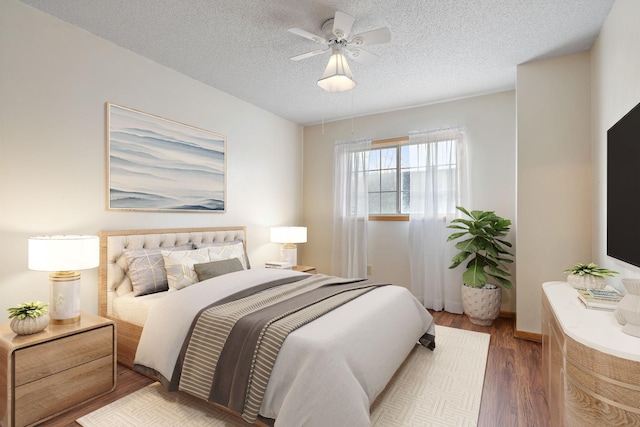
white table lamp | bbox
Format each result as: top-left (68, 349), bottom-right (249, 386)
top-left (28, 235), bottom-right (99, 324)
top-left (271, 227), bottom-right (307, 267)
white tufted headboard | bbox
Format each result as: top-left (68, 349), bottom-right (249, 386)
top-left (98, 226), bottom-right (247, 317)
top-left (97, 226), bottom-right (247, 367)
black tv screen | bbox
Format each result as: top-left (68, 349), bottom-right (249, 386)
top-left (607, 101), bottom-right (640, 267)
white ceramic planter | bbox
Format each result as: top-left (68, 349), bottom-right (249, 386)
top-left (615, 278), bottom-right (640, 338)
top-left (461, 284), bottom-right (502, 326)
top-left (10, 314), bottom-right (49, 335)
top-left (567, 274), bottom-right (606, 290)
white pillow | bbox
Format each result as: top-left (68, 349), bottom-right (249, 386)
top-left (162, 248), bottom-right (210, 291)
top-left (196, 240), bottom-right (250, 270)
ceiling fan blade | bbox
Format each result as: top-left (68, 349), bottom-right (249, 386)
top-left (290, 48), bottom-right (330, 61)
top-left (344, 48), bottom-right (379, 66)
top-left (288, 28), bottom-right (328, 45)
top-left (350, 27), bottom-right (391, 46)
top-left (333, 11), bottom-right (355, 39)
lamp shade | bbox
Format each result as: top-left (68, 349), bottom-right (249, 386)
top-left (28, 235), bottom-right (100, 272)
top-left (270, 227), bottom-right (307, 244)
top-left (317, 47), bottom-right (357, 93)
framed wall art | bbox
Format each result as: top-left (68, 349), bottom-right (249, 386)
top-left (107, 103), bottom-right (226, 212)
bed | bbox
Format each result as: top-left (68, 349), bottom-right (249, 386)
top-left (98, 226), bottom-right (435, 427)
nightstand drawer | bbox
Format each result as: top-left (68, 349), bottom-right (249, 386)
top-left (14, 325), bottom-right (113, 386)
top-left (14, 355), bottom-right (113, 427)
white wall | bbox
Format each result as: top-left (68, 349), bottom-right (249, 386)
top-left (515, 52), bottom-right (592, 334)
top-left (302, 91), bottom-right (517, 313)
top-left (0, 0), bottom-right (303, 321)
top-left (592, 0), bottom-right (640, 285)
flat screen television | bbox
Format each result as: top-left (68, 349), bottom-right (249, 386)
top-left (607, 101), bottom-right (640, 267)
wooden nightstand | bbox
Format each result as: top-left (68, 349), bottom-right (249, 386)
top-left (293, 265), bottom-right (316, 274)
top-left (0, 311), bottom-right (116, 427)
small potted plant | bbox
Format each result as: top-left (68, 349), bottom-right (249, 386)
top-left (447, 206), bottom-right (514, 326)
top-left (563, 262), bottom-right (619, 290)
top-left (7, 301), bottom-right (49, 335)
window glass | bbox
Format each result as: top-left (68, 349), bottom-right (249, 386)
top-left (364, 137), bottom-right (458, 218)
top-left (401, 170), bottom-right (411, 191)
top-left (400, 145), bottom-right (411, 168)
top-left (368, 192), bottom-right (380, 215)
top-left (368, 149), bottom-right (380, 169)
top-left (367, 170), bottom-right (381, 192)
top-left (380, 147), bottom-right (396, 169)
top-left (381, 192), bottom-right (397, 214)
top-left (380, 170), bottom-right (396, 192)
top-left (401, 191), bottom-right (410, 213)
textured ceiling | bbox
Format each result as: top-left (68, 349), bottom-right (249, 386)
top-left (19, 0), bottom-right (614, 125)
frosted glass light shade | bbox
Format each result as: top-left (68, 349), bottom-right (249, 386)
top-left (317, 48), bottom-right (357, 93)
top-left (28, 235), bottom-right (100, 272)
top-left (270, 227), bottom-right (307, 244)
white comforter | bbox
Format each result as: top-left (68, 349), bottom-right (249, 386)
top-left (134, 268), bottom-right (435, 427)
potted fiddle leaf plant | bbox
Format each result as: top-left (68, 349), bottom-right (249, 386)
top-left (7, 301), bottom-right (49, 335)
top-left (447, 206), bottom-right (514, 326)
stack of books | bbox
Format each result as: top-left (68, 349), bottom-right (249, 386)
top-left (265, 261), bottom-right (292, 270)
top-left (576, 288), bottom-right (623, 311)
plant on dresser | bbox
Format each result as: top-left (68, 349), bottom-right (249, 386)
top-left (7, 301), bottom-right (49, 335)
top-left (563, 262), bottom-right (619, 290)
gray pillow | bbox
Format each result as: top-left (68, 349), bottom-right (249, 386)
top-left (194, 258), bottom-right (244, 281)
top-left (124, 243), bottom-right (194, 296)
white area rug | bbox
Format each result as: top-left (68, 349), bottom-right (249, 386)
top-left (78, 325), bottom-right (490, 427)
top-left (370, 325), bottom-right (490, 426)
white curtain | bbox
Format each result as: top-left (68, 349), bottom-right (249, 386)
top-left (331, 138), bottom-right (371, 278)
top-left (408, 129), bottom-right (468, 312)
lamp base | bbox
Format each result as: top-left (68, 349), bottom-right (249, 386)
top-left (280, 243), bottom-right (298, 267)
top-left (49, 271), bottom-right (82, 324)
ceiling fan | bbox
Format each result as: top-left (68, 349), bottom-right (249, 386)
top-left (288, 11), bottom-right (391, 92)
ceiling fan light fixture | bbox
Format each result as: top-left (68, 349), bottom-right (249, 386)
top-left (317, 48), bottom-right (356, 93)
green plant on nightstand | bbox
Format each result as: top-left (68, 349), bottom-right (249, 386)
top-left (7, 301), bottom-right (48, 319)
top-left (7, 301), bottom-right (49, 335)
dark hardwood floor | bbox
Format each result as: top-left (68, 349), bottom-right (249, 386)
top-left (41, 312), bottom-right (549, 427)
top-left (40, 364), bottom-right (154, 427)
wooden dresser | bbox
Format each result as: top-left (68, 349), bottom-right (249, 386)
top-left (542, 281), bottom-right (640, 426)
top-left (0, 311), bottom-right (116, 427)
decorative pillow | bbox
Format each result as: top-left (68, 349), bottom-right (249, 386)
top-left (124, 244), bottom-right (194, 296)
top-left (162, 248), bottom-right (211, 291)
top-left (195, 240), bottom-right (250, 269)
top-left (194, 258), bottom-right (244, 281)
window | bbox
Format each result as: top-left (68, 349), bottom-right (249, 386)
top-left (364, 136), bottom-right (459, 220)
top-left (366, 145), bottom-right (400, 215)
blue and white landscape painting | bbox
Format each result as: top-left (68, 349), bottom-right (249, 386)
top-left (108, 104), bottom-right (225, 211)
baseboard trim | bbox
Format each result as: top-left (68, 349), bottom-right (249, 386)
top-left (514, 329), bottom-right (542, 343)
top-left (500, 311), bottom-right (542, 342)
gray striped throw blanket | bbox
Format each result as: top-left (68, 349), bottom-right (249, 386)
top-left (170, 274), bottom-right (385, 424)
